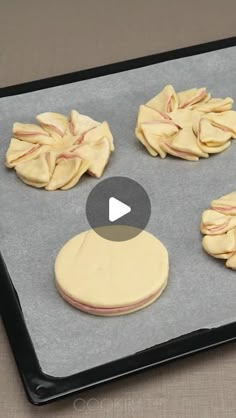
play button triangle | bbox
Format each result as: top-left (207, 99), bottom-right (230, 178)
top-left (109, 197), bottom-right (131, 222)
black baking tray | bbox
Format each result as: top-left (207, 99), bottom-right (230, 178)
top-left (0, 37), bottom-right (236, 405)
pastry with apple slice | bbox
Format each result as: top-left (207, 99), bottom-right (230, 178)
top-left (136, 85), bottom-right (236, 161)
top-left (5, 110), bottom-right (114, 190)
top-left (201, 191), bottom-right (236, 269)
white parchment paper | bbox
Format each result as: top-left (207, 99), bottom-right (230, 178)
top-left (0, 46), bottom-right (236, 377)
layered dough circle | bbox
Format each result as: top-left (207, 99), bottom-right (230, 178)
top-left (5, 110), bottom-right (114, 190)
top-left (135, 85), bottom-right (236, 161)
top-left (55, 228), bottom-right (169, 316)
top-left (201, 192), bottom-right (236, 269)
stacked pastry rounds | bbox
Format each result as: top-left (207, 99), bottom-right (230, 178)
top-left (135, 85), bottom-right (236, 161)
top-left (5, 110), bottom-right (114, 190)
top-left (201, 192), bottom-right (236, 269)
top-left (55, 227), bottom-right (169, 316)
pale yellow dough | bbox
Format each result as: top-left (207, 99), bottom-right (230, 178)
top-left (55, 228), bottom-right (169, 316)
top-left (201, 192), bottom-right (236, 269)
top-left (136, 85), bottom-right (236, 161)
top-left (5, 110), bottom-right (114, 190)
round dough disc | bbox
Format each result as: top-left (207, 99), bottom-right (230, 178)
top-left (55, 227), bottom-right (169, 315)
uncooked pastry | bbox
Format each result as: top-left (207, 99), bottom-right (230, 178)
top-left (201, 192), bottom-right (236, 269)
top-left (135, 85), bottom-right (236, 161)
top-left (55, 227), bottom-right (169, 316)
top-left (5, 110), bottom-right (114, 190)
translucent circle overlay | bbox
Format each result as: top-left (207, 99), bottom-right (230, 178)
top-left (86, 176), bottom-right (151, 242)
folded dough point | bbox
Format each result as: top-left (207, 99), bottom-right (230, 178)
top-left (202, 231), bottom-right (235, 260)
top-left (55, 228), bottom-right (169, 316)
top-left (6, 138), bottom-right (42, 168)
top-left (45, 157), bottom-right (89, 191)
top-left (201, 192), bottom-right (236, 269)
top-left (15, 153), bottom-right (52, 188)
top-left (211, 192), bottom-right (236, 215)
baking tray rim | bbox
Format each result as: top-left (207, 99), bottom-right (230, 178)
top-left (0, 36), bottom-right (236, 405)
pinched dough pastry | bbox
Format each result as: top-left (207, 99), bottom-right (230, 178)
top-left (6, 110), bottom-right (114, 190)
top-left (136, 85), bottom-right (236, 161)
top-left (201, 192), bottom-right (236, 269)
top-left (55, 228), bottom-right (169, 316)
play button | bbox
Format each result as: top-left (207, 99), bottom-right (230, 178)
top-left (109, 197), bottom-right (131, 222)
top-left (86, 176), bottom-right (151, 241)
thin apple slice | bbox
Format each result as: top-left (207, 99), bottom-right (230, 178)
top-left (6, 138), bottom-right (43, 168)
top-left (190, 93), bottom-right (211, 109)
top-left (135, 105), bottom-right (169, 156)
top-left (165, 126), bottom-right (208, 158)
top-left (200, 209), bottom-right (236, 235)
top-left (197, 118), bottom-right (231, 154)
top-left (204, 111), bottom-right (236, 135)
top-left (198, 118), bottom-right (232, 146)
top-left (195, 97), bottom-right (233, 113)
top-left (211, 192), bottom-right (236, 215)
top-left (36, 112), bottom-right (68, 139)
top-left (46, 156), bottom-right (89, 190)
top-left (69, 110), bottom-right (100, 136)
top-left (13, 122), bottom-right (54, 145)
top-left (73, 137), bottom-right (110, 178)
top-left (146, 85), bottom-right (178, 113)
top-left (177, 87), bottom-right (207, 109)
top-left (141, 120), bottom-right (179, 158)
top-left (81, 121), bottom-right (114, 152)
top-left (161, 142), bottom-right (199, 161)
top-left (136, 104), bottom-right (171, 124)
